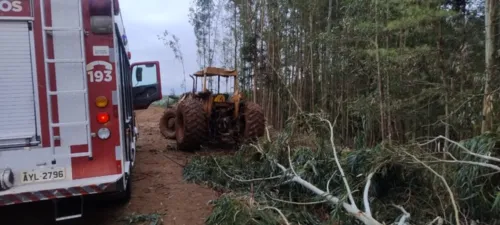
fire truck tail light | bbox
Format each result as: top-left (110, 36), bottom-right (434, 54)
top-left (97, 128), bottom-right (111, 140)
top-left (97, 112), bottom-right (110, 124)
top-left (95, 96), bottom-right (108, 108)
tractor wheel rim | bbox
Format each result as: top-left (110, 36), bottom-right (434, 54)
top-left (168, 118), bottom-right (175, 128)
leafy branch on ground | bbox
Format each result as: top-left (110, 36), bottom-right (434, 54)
top-left (119, 213), bottom-right (164, 225)
top-left (184, 114), bottom-right (500, 225)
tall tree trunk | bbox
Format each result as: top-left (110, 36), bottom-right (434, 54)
top-left (309, 3), bottom-right (315, 113)
top-left (385, 0), bottom-right (392, 144)
top-left (321, 0), bottom-right (333, 111)
top-left (375, 0), bottom-right (385, 141)
top-left (482, 0), bottom-right (497, 133)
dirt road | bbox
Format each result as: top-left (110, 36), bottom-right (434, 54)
top-left (0, 106), bottom-right (218, 225)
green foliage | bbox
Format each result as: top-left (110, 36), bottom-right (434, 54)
top-left (450, 134), bottom-right (500, 220)
top-left (152, 95), bottom-right (180, 108)
top-left (183, 115), bottom-right (500, 224)
top-left (206, 195), bottom-right (283, 225)
top-left (119, 213), bottom-right (163, 225)
top-left (386, 5), bottom-right (457, 31)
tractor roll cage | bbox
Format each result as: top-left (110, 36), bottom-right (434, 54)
top-left (189, 66), bottom-right (239, 94)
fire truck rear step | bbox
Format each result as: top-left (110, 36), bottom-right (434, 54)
top-left (53, 195), bottom-right (84, 221)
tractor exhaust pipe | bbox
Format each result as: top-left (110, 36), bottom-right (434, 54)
top-left (0, 168), bottom-right (14, 191)
top-left (189, 75), bottom-right (196, 93)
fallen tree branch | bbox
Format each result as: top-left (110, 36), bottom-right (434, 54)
top-left (266, 194), bottom-right (328, 205)
top-left (418, 135), bottom-right (500, 172)
top-left (210, 120), bottom-right (460, 225)
top-left (364, 173), bottom-right (375, 217)
top-left (258, 206), bottom-right (291, 225)
top-left (393, 204), bottom-right (410, 225)
top-left (427, 216), bottom-right (444, 225)
top-left (283, 168), bottom-right (383, 225)
top-left (404, 151), bottom-right (461, 225)
top-left (287, 145), bottom-right (298, 176)
top-left (420, 135), bottom-right (500, 163)
top-left (319, 117), bottom-right (358, 209)
top-left (266, 115), bottom-right (384, 225)
top-left (251, 132), bottom-right (385, 225)
top-left (422, 159), bottom-right (500, 172)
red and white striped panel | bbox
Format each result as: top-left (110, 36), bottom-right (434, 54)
top-left (0, 183), bottom-right (111, 206)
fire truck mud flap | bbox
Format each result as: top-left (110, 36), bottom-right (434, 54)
top-left (0, 174), bottom-right (124, 206)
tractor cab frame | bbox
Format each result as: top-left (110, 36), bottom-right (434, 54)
top-left (189, 67), bottom-right (243, 120)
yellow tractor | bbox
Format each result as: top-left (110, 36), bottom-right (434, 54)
top-left (159, 67), bottom-right (265, 151)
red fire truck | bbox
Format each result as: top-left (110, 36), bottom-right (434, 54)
top-left (0, 0), bottom-right (162, 220)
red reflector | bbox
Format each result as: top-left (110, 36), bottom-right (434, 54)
top-left (97, 112), bottom-right (110, 124)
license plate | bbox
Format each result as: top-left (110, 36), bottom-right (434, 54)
top-left (21, 167), bottom-right (66, 184)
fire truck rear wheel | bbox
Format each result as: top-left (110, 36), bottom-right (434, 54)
top-left (159, 107), bottom-right (176, 139)
top-left (175, 98), bottom-right (207, 152)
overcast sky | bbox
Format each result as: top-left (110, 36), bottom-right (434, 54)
top-left (120, 0), bottom-right (196, 95)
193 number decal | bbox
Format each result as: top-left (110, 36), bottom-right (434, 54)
top-left (86, 60), bottom-right (113, 83)
top-left (88, 70), bottom-right (112, 82)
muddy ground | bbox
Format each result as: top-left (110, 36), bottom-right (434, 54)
top-left (0, 106), bottom-right (222, 225)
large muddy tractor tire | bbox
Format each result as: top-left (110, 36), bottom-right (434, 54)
top-left (241, 102), bottom-right (265, 141)
top-left (175, 98), bottom-right (208, 151)
top-left (159, 107), bottom-right (176, 139)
